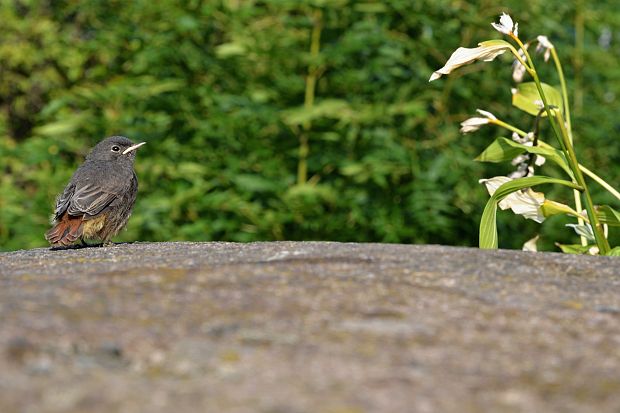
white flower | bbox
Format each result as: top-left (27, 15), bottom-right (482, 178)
top-left (460, 118), bottom-right (489, 133)
top-left (491, 13), bottom-right (519, 37)
top-left (511, 154), bottom-right (529, 166)
top-left (505, 190), bottom-right (545, 222)
top-left (536, 35), bottom-right (553, 62)
top-left (479, 176), bottom-right (546, 222)
top-left (480, 176), bottom-right (510, 195)
top-left (512, 47), bottom-right (528, 82)
top-left (475, 109), bottom-right (496, 120)
top-left (536, 35), bottom-right (553, 49)
top-left (460, 109), bottom-right (497, 133)
top-left (534, 155), bottom-right (546, 166)
top-left (511, 131), bottom-right (534, 144)
top-left (507, 132), bottom-right (545, 176)
top-left (508, 163), bottom-right (534, 179)
top-left (429, 41), bottom-right (511, 82)
top-left (522, 234), bottom-right (540, 252)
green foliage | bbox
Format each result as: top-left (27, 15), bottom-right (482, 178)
top-left (1, 0), bottom-right (619, 251)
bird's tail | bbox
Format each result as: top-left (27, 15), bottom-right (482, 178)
top-left (45, 213), bottom-right (84, 246)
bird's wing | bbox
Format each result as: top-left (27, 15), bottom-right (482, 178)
top-left (53, 182), bottom-right (76, 219)
top-left (67, 183), bottom-right (123, 218)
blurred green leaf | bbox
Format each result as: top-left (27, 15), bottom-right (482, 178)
top-left (32, 114), bottom-right (89, 137)
top-left (512, 82), bottom-right (563, 117)
top-left (475, 137), bottom-right (573, 176)
top-left (216, 43), bottom-right (247, 58)
top-left (282, 99), bottom-right (354, 126)
top-left (234, 174), bottom-right (280, 193)
top-left (597, 205), bottom-right (620, 227)
top-left (556, 244), bottom-right (594, 254)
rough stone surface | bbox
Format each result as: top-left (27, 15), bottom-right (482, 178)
top-left (0, 241), bottom-right (619, 413)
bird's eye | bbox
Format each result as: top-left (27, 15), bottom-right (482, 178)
top-left (111, 145), bottom-right (121, 152)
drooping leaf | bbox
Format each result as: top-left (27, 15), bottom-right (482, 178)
top-left (607, 247), bottom-right (620, 256)
top-left (429, 39), bottom-right (515, 81)
top-left (480, 176), bottom-right (582, 249)
top-left (512, 82), bottom-right (563, 116)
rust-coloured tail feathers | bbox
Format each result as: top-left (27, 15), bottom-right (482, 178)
top-left (45, 213), bottom-right (84, 246)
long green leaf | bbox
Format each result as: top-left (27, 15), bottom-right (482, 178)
top-left (475, 137), bottom-right (573, 177)
top-left (480, 176), bottom-right (583, 249)
top-left (607, 247), bottom-right (620, 256)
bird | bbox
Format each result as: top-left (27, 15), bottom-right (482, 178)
top-left (45, 136), bottom-right (146, 247)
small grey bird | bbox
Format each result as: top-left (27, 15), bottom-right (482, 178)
top-left (45, 136), bottom-right (146, 247)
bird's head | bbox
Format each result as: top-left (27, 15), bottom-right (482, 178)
top-left (87, 136), bottom-right (146, 163)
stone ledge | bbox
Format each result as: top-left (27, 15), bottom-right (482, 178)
top-left (1, 242), bottom-right (619, 413)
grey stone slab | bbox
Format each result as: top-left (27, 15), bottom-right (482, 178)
top-left (0, 242), bottom-right (619, 413)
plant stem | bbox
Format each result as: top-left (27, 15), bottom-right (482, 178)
top-left (550, 45), bottom-right (586, 245)
top-left (579, 165), bottom-right (620, 202)
top-left (550, 48), bottom-right (572, 139)
top-left (491, 119), bottom-right (528, 137)
top-left (574, 0), bottom-right (585, 115)
top-left (554, 109), bottom-right (610, 253)
top-left (512, 35), bottom-right (610, 254)
top-left (298, 8), bottom-right (322, 186)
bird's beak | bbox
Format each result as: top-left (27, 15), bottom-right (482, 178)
top-left (122, 142), bottom-right (146, 154)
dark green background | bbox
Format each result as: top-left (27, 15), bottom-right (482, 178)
top-left (1, 0), bottom-right (619, 251)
